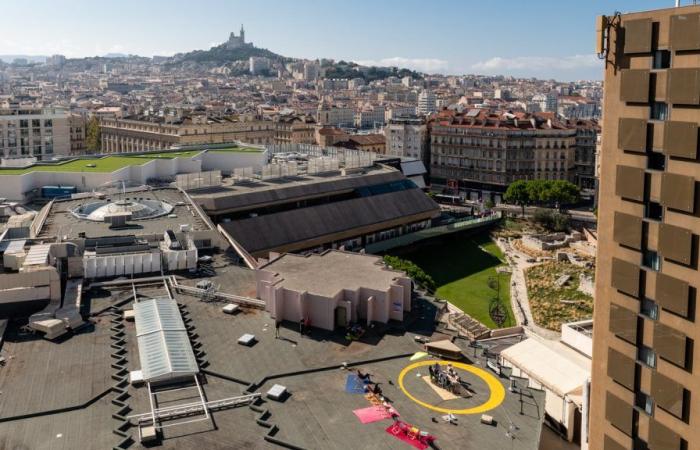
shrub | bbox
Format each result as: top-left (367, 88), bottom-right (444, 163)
top-left (383, 255), bottom-right (436, 292)
top-left (533, 209), bottom-right (570, 232)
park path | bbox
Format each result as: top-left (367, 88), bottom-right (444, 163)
top-left (495, 237), bottom-right (560, 341)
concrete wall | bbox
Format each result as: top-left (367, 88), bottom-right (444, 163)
top-left (561, 321), bottom-right (593, 359)
top-left (0, 266), bottom-right (60, 304)
top-left (199, 151), bottom-right (267, 172)
top-left (0, 150), bottom-right (263, 201)
top-left (257, 265), bottom-right (411, 331)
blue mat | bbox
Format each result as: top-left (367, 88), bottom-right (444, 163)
top-left (345, 374), bottom-right (367, 394)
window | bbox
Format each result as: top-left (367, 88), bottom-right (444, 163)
top-left (642, 250), bottom-right (661, 271)
top-left (635, 391), bottom-right (654, 416)
top-left (644, 202), bottom-right (663, 221)
top-left (652, 50), bottom-right (671, 69)
top-left (651, 102), bottom-right (668, 120)
top-left (638, 345), bottom-right (656, 368)
top-left (32, 119), bottom-right (40, 128)
top-left (43, 119), bottom-right (52, 128)
top-left (647, 152), bottom-right (665, 171)
top-left (641, 298), bottom-right (659, 320)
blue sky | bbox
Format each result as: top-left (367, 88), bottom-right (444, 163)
top-left (0, 0), bottom-right (684, 80)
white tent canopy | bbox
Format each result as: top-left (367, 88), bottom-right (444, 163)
top-left (500, 338), bottom-right (589, 401)
top-left (134, 297), bottom-right (199, 383)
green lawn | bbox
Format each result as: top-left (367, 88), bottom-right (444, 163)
top-left (208, 146), bottom-right (263, 153)
top-left (387, 232), bottom-right (515, 329)
top-left (0, 146), bottom-right (262, 175)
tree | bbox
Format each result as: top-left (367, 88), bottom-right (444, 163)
top-left (85, 116), bottom-right (101, 153)
top-left (547, 180), bottom-right (580, 210)
top-left (503, 180), bottom-right (529, 216)
top-left (525, 179), bottom-right (549, 205)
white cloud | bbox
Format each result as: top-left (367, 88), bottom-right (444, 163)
top-left (471, 54), bottom-right (601, 73)
top-left (354, 57), bottom-right (449, 74)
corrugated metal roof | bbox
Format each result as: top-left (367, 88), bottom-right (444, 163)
top-left (400, 160), bottom-right (427, 177)
top-left (198, 170), bottom-right (404, 212)
top-left (23, 244), bottom-right (51, 267)
top-left (134, 297), bottom-right (199, 382)
top-left (221, 188), bottom-right (439, 254)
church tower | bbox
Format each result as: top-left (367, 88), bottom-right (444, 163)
top-left (240, 24), bottom-right (245, 43)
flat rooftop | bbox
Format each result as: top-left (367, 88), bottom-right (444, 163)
top-left (0, 260), bottom-right (546, 450)
top-left (37, 188), bottom-right (210, 239)
top-left (261, 250), bottom-right (405, 297)
top-left (0, 147), bottom-right (262, 176)
top-left (189, 165), bottom-right (404, 213)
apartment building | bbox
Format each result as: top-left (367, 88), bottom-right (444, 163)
top-left (0, 107), bottom-right (70, 159)
top-left (100, 113), bottom-right (275, 152)
top-left (355, 106), bottom-right (386, 129)
top-left (385, 117), bottom-right (428, 163)
top-left (68, 113), bottom-right (86, 154)
top-left (273, 114), bottom-right (316, 144)
top-left (249, 56), bottom-right (270, 75)
top-left (571, 119), bottom-right (600, 192)
top-left (336, 134), bottom-right (385, 154)
top-left (316, 103), bottom-right (354, 127)
top-left (429, 109), bottom-right (576, 202)
top-left (591, 6), bottom-right (700, 450)
top-left (417, 90), bottom-right (437, 115)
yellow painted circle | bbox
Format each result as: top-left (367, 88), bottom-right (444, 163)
top-left (398, 360), bottom-right (505, 414)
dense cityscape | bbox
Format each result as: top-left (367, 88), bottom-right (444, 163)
top-left (0, 2), bottom-right (696, 450)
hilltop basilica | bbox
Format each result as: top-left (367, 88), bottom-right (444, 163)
top-left (226, 25), bottom-right (253, 49)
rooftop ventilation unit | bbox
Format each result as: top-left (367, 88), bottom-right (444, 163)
top-left (104, 211), bottom-right (132, 228)
top-left (164, 230), bottom-right (182, 250)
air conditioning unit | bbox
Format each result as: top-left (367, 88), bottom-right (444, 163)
top-left (104, 212), bottom-right (132, 228)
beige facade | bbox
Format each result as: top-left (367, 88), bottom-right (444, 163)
top-left (385, 118), bottom-right (428, 162)
top-left (316, 105), bottom-right (354, 127)
top-left (591, 6), bottom-right (700, 450)
top-left (68, 113), bottom-right (86, 154)
top-left (256, 250), bottom-right (412, 331)
top-left (273, 115), bottom-right (316, 144)
top-left (429, 110), bottom-right (576, 198)
top-left (100, 114), bottom-right (275, 153)
top-left (0, 107), bottom-right (70, 159)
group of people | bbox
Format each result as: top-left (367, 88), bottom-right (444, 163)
top-left (428, 363), bottom-right (463, 393)
top-left (356, 369), bottom-right (399, 419)
top-left (356, 369), bottom-right (383, 396)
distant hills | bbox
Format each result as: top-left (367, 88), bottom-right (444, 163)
top-left (0, 55), bottom-right (47, 63)
top-left (0, 42), bottom-right (424, 81)
top-left (171, 44), bottom-right (285, 65)
top-left (164, 43), bottom-right (423, 80)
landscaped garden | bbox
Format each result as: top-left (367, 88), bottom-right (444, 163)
top-left (0, 146), bottom-right (262, 175)
top-left (525, 261), bottom-right (594, 331)
top-left (385, 231), bottom-right (515, 329)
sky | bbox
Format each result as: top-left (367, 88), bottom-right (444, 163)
top-left (0, 0), bottom-right (686, 80)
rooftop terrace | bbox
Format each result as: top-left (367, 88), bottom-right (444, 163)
top-left (37, 188), bottom-right (210, 239)
top-left (0, 146), bottom-right (262, 175)
top-left (261, 250), bottom-right (406, 298)
top-left (0, 259), bottom-right (546, 450)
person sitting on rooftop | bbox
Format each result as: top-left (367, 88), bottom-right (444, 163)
top-left (356, 369), bottom-right (371, 382)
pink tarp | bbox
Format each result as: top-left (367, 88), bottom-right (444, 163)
top-left (353, 405), bottom-right (397, 424)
